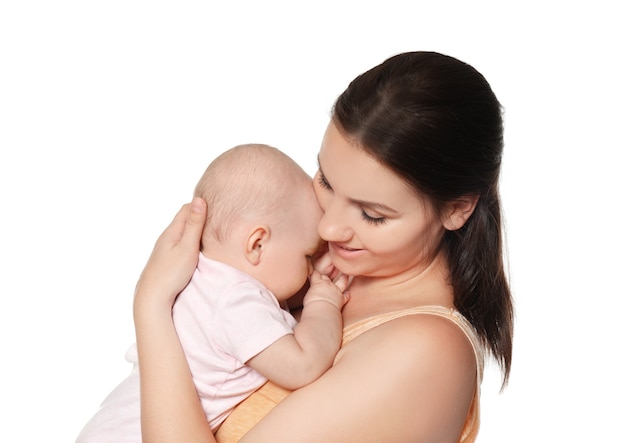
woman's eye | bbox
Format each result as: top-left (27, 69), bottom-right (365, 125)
top-left (317, 174), bottom-right (332, 190)
top-left (361, 210), bottom-right (387, 225)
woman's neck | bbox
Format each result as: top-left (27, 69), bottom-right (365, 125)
top-left (341, 252), bottom-right (454, 325)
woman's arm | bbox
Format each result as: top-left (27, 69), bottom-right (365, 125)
top-left (241, 315), bottom-right (477, 443)
top-left (132, 200), bottom-right (476, 442)
top-left (133, 198), bottom-right (216, 443)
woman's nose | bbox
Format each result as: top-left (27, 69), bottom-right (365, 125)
top-left (317, 199), bottom-right (352, 242)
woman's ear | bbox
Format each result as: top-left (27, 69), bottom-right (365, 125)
top-left (442, 195), bottom-right (479, 231)
top-left (245, 225), bottom-right (271, 265)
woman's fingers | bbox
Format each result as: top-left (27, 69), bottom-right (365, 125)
top-left (179, 197), bottom-right (207, 250)
top-left (134, 198), bottom-right (207, 305)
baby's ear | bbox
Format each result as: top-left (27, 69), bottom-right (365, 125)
top-left (245, 225), bottom-right (271, 265)
top-left (442, 195), bottom-right (479, 231)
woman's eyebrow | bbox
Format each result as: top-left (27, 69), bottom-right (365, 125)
top-left (317, 155), bottom-right (398, 215)
top-left (351, 198), bottom-right (399, 214)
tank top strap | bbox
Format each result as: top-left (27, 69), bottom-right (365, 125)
top-left (342, 305), bottom-right (484, 380)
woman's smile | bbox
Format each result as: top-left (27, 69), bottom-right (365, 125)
top-left (328, 241), bottom-right (365, 259)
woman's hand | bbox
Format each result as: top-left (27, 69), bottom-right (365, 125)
top-left (134, 197), bottom-right (207, 311)
top-left (133, 198), bottom-right (216, 443)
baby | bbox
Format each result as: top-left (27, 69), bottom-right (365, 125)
top-left (77, 144), bottom-right (347, 442)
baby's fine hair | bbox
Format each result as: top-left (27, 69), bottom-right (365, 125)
top-left (194, 143), bottom-right (310, 242)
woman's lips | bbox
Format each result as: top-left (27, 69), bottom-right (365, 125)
top-left (329, 242), bottom-right (364, 259)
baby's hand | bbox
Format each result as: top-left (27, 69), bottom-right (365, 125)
top-left (303, 270), bottom-right (350, 310)
top-left (311, 250), bottom-right (341, 281)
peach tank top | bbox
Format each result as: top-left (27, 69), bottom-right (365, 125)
top-left (216, 305), bottom-right (484, 443)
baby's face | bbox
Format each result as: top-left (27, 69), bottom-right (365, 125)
top-left (259, 181), bottom-right (324, 301)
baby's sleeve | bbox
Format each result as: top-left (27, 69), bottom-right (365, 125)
top-left (216, 282), bottom-right (298, 364)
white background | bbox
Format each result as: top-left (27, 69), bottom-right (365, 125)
top-left (1, 1), bottom-right (624, 441)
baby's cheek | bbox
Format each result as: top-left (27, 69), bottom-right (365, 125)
top-left (299, 262), bottom-right (310, 285)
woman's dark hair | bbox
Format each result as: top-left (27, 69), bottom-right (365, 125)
top-left (332, 51), bottom-right (513, 386)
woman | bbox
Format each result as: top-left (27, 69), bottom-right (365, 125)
top-left (133, 51), bottom-right (513, 442)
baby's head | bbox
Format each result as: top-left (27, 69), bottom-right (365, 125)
top-left (194, 144), bottom-right (323, 300)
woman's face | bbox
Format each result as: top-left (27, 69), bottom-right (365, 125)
top-left (314, 121), bottom-right (446, 279)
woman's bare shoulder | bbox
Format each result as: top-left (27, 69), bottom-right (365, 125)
top-left (343, 312), bottom-right (476, 365)
top-left (336, 314), bottom-right (477, 439)
top-left (241, 313), bottom-right (477, 443)
top-left (339, 313), bottom-right (476, 397)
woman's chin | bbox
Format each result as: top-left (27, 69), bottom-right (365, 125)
top-left (328, 244), bottom-right (369, 277)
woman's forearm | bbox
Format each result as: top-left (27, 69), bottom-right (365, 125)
top-left (132, 199), bottom-right (215, 443)
top-left (134, 296), bottom-right (215, 443)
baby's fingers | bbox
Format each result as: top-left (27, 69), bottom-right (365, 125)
top-left (332, 273), bottom-right (350, 293)
top-left (312, 250), bottom-right (334, 276)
